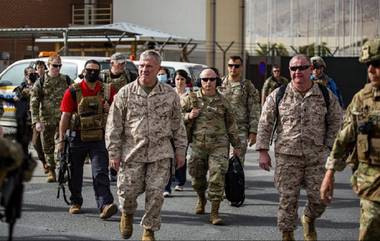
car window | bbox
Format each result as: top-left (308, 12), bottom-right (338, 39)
top-left (189, 66), bottom-right (205, 81)
top-left (60, 62), bottom-right (78, 80)
top-left (163, 66), bottom-right (176, 80)
top-left (0, 62), bottom-right (32, 86)
top-left (126, 61), bottom-right (138, 76)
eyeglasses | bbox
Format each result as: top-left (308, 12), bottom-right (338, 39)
top-left (85, 68), bottom-right (100, 73)
top-left (228, 64), bottom-right (240, 68)
top-left (289, 65), bottom-right (310, 71)
top-left (201, 77), bottom-right (217, 82)
top-left (366, 60), bottom-right (380, 68)
top-left (51, 64), bottom-right (62, 68)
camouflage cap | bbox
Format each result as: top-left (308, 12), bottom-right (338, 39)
top-left (310, 56), bottom-right (327, 68)
top-left (110, 52), bottom-right (126, 64)
top-left (359, 39), bottom-right (380, 63)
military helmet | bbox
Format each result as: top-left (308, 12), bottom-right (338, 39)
top-left (359, 38), bottom-right (380, 63)
top-left (310, 56), bottom-right (327, 69)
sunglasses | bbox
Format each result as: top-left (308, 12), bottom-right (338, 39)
top-left (228, 64), bottom-right (240, 68)
top-left (366, 60), bottom-right (380, 68)
top-left (201, 77), bottom-right (217, 82)
top-left (289, 65), bottom-right (310, 71)
top-left (85, 68), bottom-right (100, 73)
top-left (51, 64), bottom-right (62, 68)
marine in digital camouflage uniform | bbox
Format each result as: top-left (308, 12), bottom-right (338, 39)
top-left (261, 65), bottom-right (289, 105)
top-left (321, 38), bottom-right (380, 241)
top-left (30, 54), bottom-right (72, 182)
top-left (219, 56), bottom-right (260, 165)
top-left (182, 67), bottom-right (241, 225)
top-left (256, 54), bottom-right (343, 241)
top-left (106, 50), bottom-right (187, 240)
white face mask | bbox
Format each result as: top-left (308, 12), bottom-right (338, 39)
top-left (157, 74), bottom-right (168, 83)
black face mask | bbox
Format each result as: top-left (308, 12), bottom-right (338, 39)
top-left (85, 71), bottom-right (100, 83)
top-left (28, 73), bottom-right (38, 83)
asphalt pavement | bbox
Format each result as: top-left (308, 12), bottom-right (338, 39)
top-left (0, 146), bottom-right (360, 240)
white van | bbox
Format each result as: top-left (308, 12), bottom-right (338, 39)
top-left (0, 56), bottom-right (137, 134)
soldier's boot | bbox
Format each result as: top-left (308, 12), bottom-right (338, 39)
top-left (47, 167), bottom-right (57, 183)
top-left (302, 214), bottom-right (317, 241)
top-left (282, 231), bottom-right (295, 241)
top-left (209, 201), bottom-right (223, 225)
top-left (195, 192), bottom-right (207, 214)
top-left (141, 229), bottom-right (155, 241)
top-left (119, 212), bottom-right (133, 239)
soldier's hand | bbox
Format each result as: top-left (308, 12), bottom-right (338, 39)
top-left (189, 108), bottom-right (201, 119)
top-left (259, 150), bottom-right (272, 171)
top-left (35, 122), bottom-right (45, 132)
top-left (110, 159), bottom-right (121, 172)
top-left (232, 148), bottom-right (241, 157)
top-left (248, 133), bottom-right (257, 147)
top-left (320, 169), bottom-right (335, 205)
top-left (57, 141), bottom-right (65, 153)
top-left (175, 153), bottom-right (185, 169)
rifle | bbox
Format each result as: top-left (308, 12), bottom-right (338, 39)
top-left (57, 129), bottom-right (75, 205)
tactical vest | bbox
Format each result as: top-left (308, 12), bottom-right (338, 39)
top-left (101, 69), bottom-right (131, 98)
top-left (70, 83), bottom-right (105, 142)
top-left (356, 84), bottom-right (380, 166)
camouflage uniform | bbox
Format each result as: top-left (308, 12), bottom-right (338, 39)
top-left (105, 79), bottom-right (187, 231)
top-left (101, 69), bottom-right (133, 99)
top-left (182, 90), bottom-right (241, 201)
top-left (219, 77), bottom-right (260, 164)
top-left (261, 75), bottom-right (289, 104)
top-left (30, 73), bottom-right (71, 168)
top-left (256, 82), bottom-right (342, 231)
top-left (326, 84), bottom-right (380, 241)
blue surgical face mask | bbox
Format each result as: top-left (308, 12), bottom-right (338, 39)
top-left (157, 74), bottom-right (168, 83)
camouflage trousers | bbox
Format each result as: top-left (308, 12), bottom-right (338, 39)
top-left (230, 132), bottom-right (248, 166)
top-left (359, 198), bottom-right (380, 241)
top-left (117, 158), bottom-right (171, 231)
top-left (40, 123), bottom-right (59, 168)
top-left (274, 152), bottom-right (327, 231)
top-left (189, 144), bottom-right (229, 201)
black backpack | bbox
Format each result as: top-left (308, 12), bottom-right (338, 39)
top-left (224, 155), bottom-right (245, 207)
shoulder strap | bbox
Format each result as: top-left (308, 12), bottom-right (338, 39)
top-left (270, 84), bottom-right (288, 145)
top-left (65, 75), bottom-right (71, 86)
top-left (69, 83), bottom-right (81, 105)
top-left (317, 83), bottom-right (330, 110)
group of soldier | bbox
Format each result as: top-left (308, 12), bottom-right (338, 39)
top-left (0, 37), bottom-right (380, 241)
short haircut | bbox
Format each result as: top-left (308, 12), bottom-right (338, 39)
top-left (159, 66), bottom-right (170, 78)
top-left (24, 66), bottom-right (34, 75)
top-left (34, 60), bottom-right (47, 70)
top-left (272, 64), bottom-right (280, 70)
top-left (84, 59), bottom-right (101, 69)
top-left (289, 54), bottom-right (310, 65)
top-left (201, 67), bottom-right (220, 77)
top-left (140, 50), bottom-right (161, 65)
top-left (229, 55), bottom-right (243, 63)
top-left (47, 54), bottom-right (61, 64)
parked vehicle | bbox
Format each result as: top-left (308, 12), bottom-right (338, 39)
top-left (0, 56), bottom-right (137, 134)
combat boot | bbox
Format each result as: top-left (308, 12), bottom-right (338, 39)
top-left (195, 192), bottom-right (207, 214)
top-left (301, 214), bottom-right (317, 241)
top-left (209, 201), bottom-right (223, 225)
top-left (47, 167), bottom-right (56, 183)
top-left (119, 212), bottom-right (133, 239)
top-left (282, 231), bottom-right (295, 241)
top-left (141, 229), bottom-right (155, 241)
